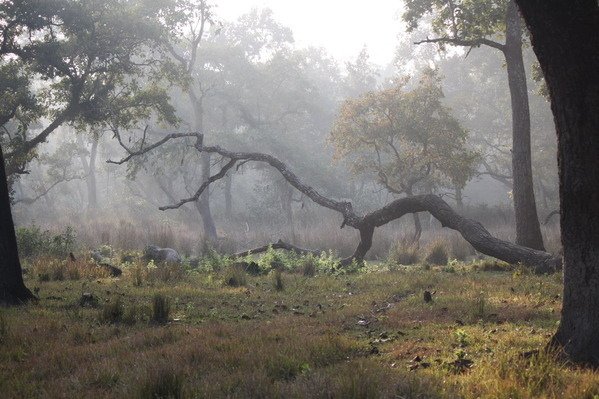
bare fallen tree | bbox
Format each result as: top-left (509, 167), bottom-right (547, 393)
top-left (110, 133), bottom-right (561, 273)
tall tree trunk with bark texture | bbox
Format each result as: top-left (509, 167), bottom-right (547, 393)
top-left (505, 0), bottom-right (544, 250)
top-left (515, 0), bottom-right (599, 365)
top-left (0, 144), bottom-right (34, 304)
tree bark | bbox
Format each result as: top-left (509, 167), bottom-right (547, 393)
top-left (190, 90), bottom-right (218, 241)
top-left (173, 139), bottom-right (560, 273)
top-left (515, 0), bottom-right (599, 365)
top-left (504, 0), bottom-right (545, 251)
top-left (0, 143), bottom-right (34, 305)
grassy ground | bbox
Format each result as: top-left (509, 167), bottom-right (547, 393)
top-left (1, 255), bottom-right (598, 398)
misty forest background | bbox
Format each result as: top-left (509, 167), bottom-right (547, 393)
top-left (6, 6), bottom-right (559, 260)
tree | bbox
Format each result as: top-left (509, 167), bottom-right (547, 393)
top-left (161, 0), bottom-right (220, 241)
top-left (330, 70), bottom-right (478, 241)
top-left (404, 0), bottom-right (546, 250)
top-left (513, 0), bottom-right (599, 365)
top-left (0, 0), bottom-right (178, 304)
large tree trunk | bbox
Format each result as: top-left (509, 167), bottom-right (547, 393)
top-left (0, 144), bottom-right (34, 305)
top-left (504, 0), bottom-right (545, 251)
top-left (515, 0), bottom-right (599, 365)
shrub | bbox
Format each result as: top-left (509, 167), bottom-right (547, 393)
top-left (151, 294), bottom-right (170, 325)
top-left (223, 265), bottom-right (247, 287)
top-left (273, 269), bottom-right (284, 291)
top-left (301, 258), bottom-right (317, 277)
top-left (16, 225), bottom-right (77, 258)
top-left (258, 246), bottom-right (286, 272)
top-left (425, 241), bottom-right (449, 266)
top-left (388, 240), bottom-right (419, 266)
top-left (137, 367), bottom-right (184, 399)
top-left (30, 257), bottom-right (109, 282)
top-left (100, 298), bottom-right (124, 324)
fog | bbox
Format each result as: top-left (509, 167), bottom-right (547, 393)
top-left (5, 0), bottom-right (560, 260)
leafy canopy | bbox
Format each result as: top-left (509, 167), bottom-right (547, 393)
top-left (330, 69), bottom-right (478, 195)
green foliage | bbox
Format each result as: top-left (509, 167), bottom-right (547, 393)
top-left (331, 69), bottom-right (479, 195)
top-left (257, 245), bottom-right (287, 271)
top-left (403, 0), bottom-right (508, 41)
top-left (16, 225), bottom-right (77, 258)
top-left (0, 0), bottom-right (181, 180)
top-left (197, 248), bottom-right (230, 272)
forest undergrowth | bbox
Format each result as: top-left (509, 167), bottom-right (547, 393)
top-left (2, 237), bottom-right (598, 399)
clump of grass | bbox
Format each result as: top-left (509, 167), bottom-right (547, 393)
top-left (473, 291), bottom-right (487, 319)
top-left (471, 259), bottom-right (513, 272)
top-left (425, 240), bottom-right (449, 266)
top-left (100, 298), bottom-right (124, 324)
top-left (223, 265), bottom-right (247, 287)
top-left (266, 354), bottom-right (308, 381)
top-left (137, 367), bottom-right (184, 399)
top-left (300, 258), bottom-right (317, 277)
top-left (30, 256), bottom-right (109, 282)
top-left (448, 234), bottom-right (476, 261)
top-left (0, 311), bottom-right (8, 344)
top-left (388, 239), bottom-right (419, 266)
top-left (151, 295), bottom-right (170, 325)
top-left (273, 269), bottom-right (284, 291)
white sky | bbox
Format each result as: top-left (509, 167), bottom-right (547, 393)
top-left (215, 0), bottom-right (406, 66)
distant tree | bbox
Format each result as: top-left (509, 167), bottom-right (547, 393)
top-left (404, 0), bottom-right (546, 250)
top-left (0, 0), bottom-right (179, 304)
top-left (160, 0), bottom-right (221, 240)
top-left (330, 70), bottom-right (478, 241)
top-left (514, 0), bottom-right (599, 366)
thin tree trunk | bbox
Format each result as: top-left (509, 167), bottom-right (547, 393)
top-left (0, 143), bottom-right (34, 304)
top-left (280, 182), bottom-right (296, 243)
top-left (455, 185), bottom-right (464, 210)
top-left (504, 0), bottom-right (545, 251)
top-left (87, 137), bottom-right (98, 211)
top-left (515, 0), bottom-right (599, 365)
top-left (190, 89), bottom-right (217, 241)
top-left (224, 173), bottom-right (232, 219)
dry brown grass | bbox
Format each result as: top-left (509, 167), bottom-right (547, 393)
top-left (2, 256), bottom-right (597, 398)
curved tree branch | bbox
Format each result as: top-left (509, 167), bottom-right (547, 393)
top-left (113, 133), bottom-right (560, 273)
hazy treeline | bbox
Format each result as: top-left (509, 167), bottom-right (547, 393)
top-left (8, 6), bottom-right (558, 256)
